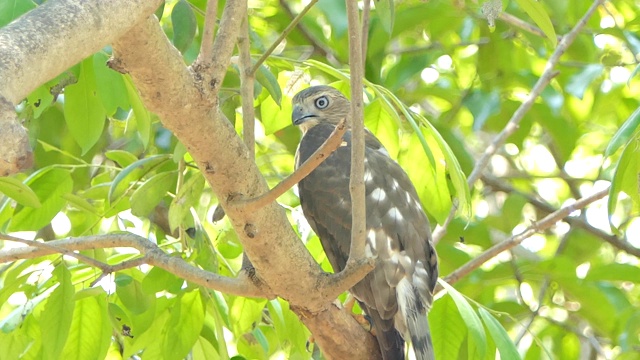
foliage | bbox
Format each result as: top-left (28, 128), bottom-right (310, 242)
top-left (1, 0), bottom-right (640, 359)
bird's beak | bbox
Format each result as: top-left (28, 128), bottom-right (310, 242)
top-left (292, 105), bottom-right (314, 126)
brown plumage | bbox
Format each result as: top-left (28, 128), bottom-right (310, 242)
top-left (293, 85), bottom-right (438, 360)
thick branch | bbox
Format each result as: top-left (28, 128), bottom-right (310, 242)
top-left (0, 233), bottom-right (264, 298)
top-left (237, 118), bottom-right (347, 211)
top-left (438, 188), bottom-right (609, 292)
top-left (432, 0), bottom-right (606, 243)
top-left (0, 0), bottom-right (163, 104)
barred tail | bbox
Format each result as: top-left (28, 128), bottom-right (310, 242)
top-left (397, 278), bottom-right (435, 360)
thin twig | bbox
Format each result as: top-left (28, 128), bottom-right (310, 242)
top-left (209, 1), bottom-right (248, 90)
top-left (361, 0), bottom-right (371, 63)
top-left (197, 0), bottom-right (219, 67)
top-left (514, 232), bottom-right (570, 345)
top-left (432, 0), bottom-right (606, 243)
top-left (239, 17), bottom-right (255, 158)
top-left (277, 0), bottom-right (340, 65)
top-left (320, 257), bottom-right (374, 302)
top-left (0, 234), bottom-right (110, 271)
top-left (250, 0), bottom-right (320, 75)
top-left (499, 12), bottom-right (562, 42)
top-left (345, 0), bottom-right (367, 268)
top-left (482, 175), bottom-right (640, 257)
top-left (437, 187), bottom-right (609, 293)
top-left (0, 233), bottom-right (267, 298)
top-left (237, 118), bottom-right (348, 211)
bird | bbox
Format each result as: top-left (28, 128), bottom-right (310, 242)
top-left (292, 85), bottom-right (438, 360)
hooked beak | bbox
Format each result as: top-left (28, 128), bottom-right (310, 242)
top-left (292, 105), bottom-right (316, 126)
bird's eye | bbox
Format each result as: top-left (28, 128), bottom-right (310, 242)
top-left (315, 96), bottom-right (329, 109)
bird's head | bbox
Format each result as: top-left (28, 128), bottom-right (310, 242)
top-left (291, 85), bottom-right (350, 133)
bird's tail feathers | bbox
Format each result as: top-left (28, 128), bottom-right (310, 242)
top-left (363, 303), bottom-right (405, 360)
top-left (397, 278), bottom-right (435, 360)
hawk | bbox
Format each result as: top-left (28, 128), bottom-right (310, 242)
top-left (293, 85), bottom-right (438, 360)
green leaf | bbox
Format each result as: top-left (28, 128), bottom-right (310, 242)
top-left (62, 193), bottom-right (100, 215)
top-left (0, 176), bottom-right (41, 207)
top-left (115, 275), bottom-right (153, 314)
top-left (439, 280), bottom-right (487, 359)
top-left (93, 52), bottom-right (129, 116)
top-left (514, 0), bottom-right (557, 46)
top-left (60, 289), bottom-right (111, 360)
top-left (586, 263), bottom-right (640, 283)
top-left (171, 0), bottom-right (197, 53)
top-left (260, 87), bottom-right (292, 135)
top-left (608, 134), bottom-right (640, 229)
top-left (155, 2), bottom-right (165, 19)
top-left (565, 64), bottom-right (604, 100)
top-left (130, 171), bottom-right (178, 217)
top-left (364, 98), bottom-right (399, 158)
top-left (0, 0), bottom-right (35, 28)
top-left (105, 149), bottom-right (138, 168)
top-left (478, 308), bottom-right (521, 360)
top-left (463, 90), bottom-right (501, 131)
top-left (124, 76), bottom-right (151, 148)
top-left (192, 336), bottom-right (221, 360)
top-left (256, 65), bottom-right (282, 106)
top-left (64, 57), bottom-right (106, 154)
top-left (168, 172), bottom-right (205, 232)
top-left (108, 154), bottom-right (172, 202)
top-left (230, 297), bottom-right (267, 335)
top-left (9, 168), bottom-right (73, 231)
top-left (26, 84), bottom-right (54, 119)
top-left (141, 266), bottom-right (184, 294)
top-left (605, 105), bottom-right (640, 157)
top-left (430, 295), bottom-right (466, 360)
top-left (163, 290), bottom-right (205, 360)
top-left (40, 264), bottom-right (75, 360)
top-left (375, 0), bottom-right (395, 35)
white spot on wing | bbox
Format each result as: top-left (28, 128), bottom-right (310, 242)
top-left (413, 198), bottom-right (423, 211)
top-left (367, 229), bottom-right (377, 250)
top-left (364, 168), bottom-right (374, 184)
top-left (370, 188), bottom-right (387, 203)
top-left (391, 179), bottom-right (400, 191)
top-left (387, 207), bottom-right (404, 222)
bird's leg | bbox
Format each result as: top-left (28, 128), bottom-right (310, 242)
top-left (342, 294), bottom-right (373, 333)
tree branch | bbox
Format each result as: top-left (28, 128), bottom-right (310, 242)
top-left (196, 0), bottom-right (219, 67)
top-left (499, 12), bottom-right (562, 42)
top-left (437, 187), bottom-right (609, 292)
top-left (277, 0), bottom-right (340, 64)
top-left (0, 233), bottom-right (265, 298)
top-left (236, 118), bottom-right (347, 212)
top-left (482, 175), bottom-right (640, 257)
top-left (0, 0), bottom-right (163, 104)
top-left (250, 0), bottom-right (320, 75)
top-left (0, 233), bottom-right (112, 272)
top-left (238, 16), bottom-right (255, 158)
top-left (432, 0), bottom-right (606, 243)
top-left (345, 0), bottom-right (368, 269)
top-left (0, 97), bottom-right (32, 176)
top-left (361, 0), bottom-right (371, 62)
top-left (208, 0), bottom-right (247, 91)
